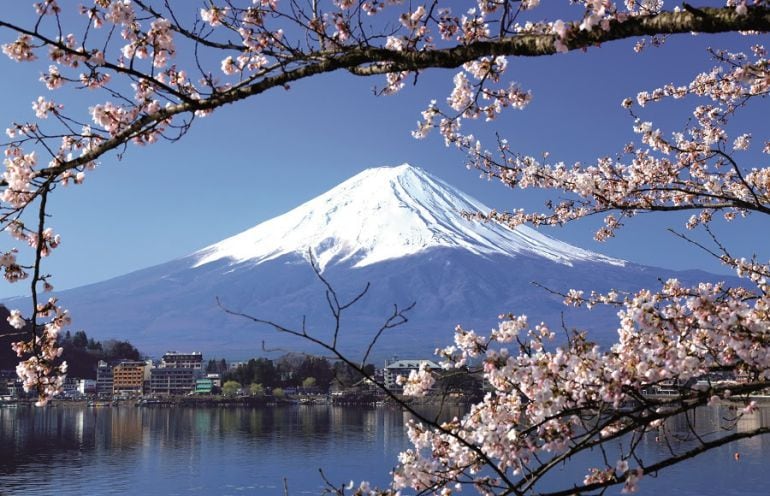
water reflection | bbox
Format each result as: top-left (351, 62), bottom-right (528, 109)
top-left (0, 405), bottom-right (417, 495)
top-left (646, 405), bottom-right (770, 457)
top-left (0, 404), bottom-right (768, 495)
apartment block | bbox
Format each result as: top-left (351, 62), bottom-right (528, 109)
top-left (113, 360), bottom-right (148, 396)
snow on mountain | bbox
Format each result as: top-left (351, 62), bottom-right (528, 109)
top-left (9, 163), bottom-right (731, 359)
top-left (193, 163), bottom-right (624, 270)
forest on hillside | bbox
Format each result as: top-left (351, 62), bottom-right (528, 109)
top-left (0, 306), bottom-right (141, 379)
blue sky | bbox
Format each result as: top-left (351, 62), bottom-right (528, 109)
top-left (0, 4), bottom-right (767, 298)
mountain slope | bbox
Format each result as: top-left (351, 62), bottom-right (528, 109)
top-left (194, 163), bottom-right (624, 270)
top-left (5, 164), bottom-right (733, 359)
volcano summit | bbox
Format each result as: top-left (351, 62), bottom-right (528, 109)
top-left (194, 164), bottom-right (624, 270)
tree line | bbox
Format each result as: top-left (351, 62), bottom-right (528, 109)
top-left (215, 353), bottom-right (375, 393)
top-left (0, 306), bottom-right (142, 380)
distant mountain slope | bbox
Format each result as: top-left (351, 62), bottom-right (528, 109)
top-left (3, 164), bottom-right (735, 359)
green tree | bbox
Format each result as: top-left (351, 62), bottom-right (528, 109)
top-left (301, 377), bottom-right (316, 389)
top-left (206, 359), bottom-right (218, 374)
top-left (249, 383), bottom-right (264, 396)
top-left (249, 358), bottom-right (277, 387)
top-left (272, 388), bottom-right (285, 399)
top-left (86, 338), bottom-right (102, 352)
top-left (71, 331), bottom-right (88, 350)
top-left (102, 340), bottom-right (141, 361)
top-left (333, 361), bottom-right (375, 388)
top-left (224, 358), bottom-right (277, 387)
top-left (296, 356), bottom-right (333, 390)
top-left (222, 380), bottom-right (241, 397)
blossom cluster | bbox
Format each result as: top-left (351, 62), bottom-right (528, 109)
top-left (461, 44), bottom-right (770, 242)
top-left (390, 273), bottom-right (770, 494)
top-left (10, 298), bottom-right (69, 406)
top-left (396, 362), bottom-right (436, 396)
top-left (0, 4), bottom-right (767, 496)
top-left (3, 0), bottom-right (665, 406)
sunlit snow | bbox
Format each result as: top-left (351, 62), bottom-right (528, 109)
top-left (193, 164), bottom-right (625, 270)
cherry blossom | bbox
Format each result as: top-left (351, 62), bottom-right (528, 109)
top-left (0, 2), bottom-right (769, 494)
top-left (396, 362), bottom-right (436, 396)
top-left (2, 34), bottom-right (37, 62)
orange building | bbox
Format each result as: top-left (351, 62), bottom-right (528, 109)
top-left (112, 361), bottom-right (148, 396)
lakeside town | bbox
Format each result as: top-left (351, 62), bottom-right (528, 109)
top-left (2, 345), bottom-right (767, 408)
top-left (0, 349), bottom-right (484, 406)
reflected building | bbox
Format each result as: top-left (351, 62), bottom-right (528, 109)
top-left (738, 410), bottom-right (761, 433)
top-left (109, 408), bottom-right (144, 447)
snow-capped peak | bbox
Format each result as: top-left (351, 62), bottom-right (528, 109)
top-left (193, 163), bottom-right (624, 270)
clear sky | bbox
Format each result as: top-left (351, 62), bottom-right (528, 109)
top-left (0, 4), bottom-right (766, 299)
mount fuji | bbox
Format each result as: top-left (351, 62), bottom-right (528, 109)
top-left (193, 164), bottom-right (624, 271)
top-left (16, 164), bottom-right (726, 359)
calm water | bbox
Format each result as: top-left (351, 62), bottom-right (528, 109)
top-left (1, 404), bottom-right (769, 495)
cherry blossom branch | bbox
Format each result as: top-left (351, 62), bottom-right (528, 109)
top-left (2, 6), bottom-right (769, 187)
top-left (1, 2), bottom-right (770, 493)
top-left (518, 381), bottom-right (769, 494)
top-left (217, 259), bottom-right (519, 494)
top-left (541, 426), bottom-right (770, 496)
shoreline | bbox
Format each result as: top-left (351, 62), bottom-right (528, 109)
top-left (3, 392), bottom-right (768, 409)
top-left (0, 393), bottom-right (478, 409)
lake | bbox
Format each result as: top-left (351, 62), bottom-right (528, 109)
top-left (1, 403), bottom-right (769, 495)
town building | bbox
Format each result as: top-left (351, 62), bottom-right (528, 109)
top-left (113, 360), bottom-right (149, 397)
top-left (150, 351), bottom-right (204, 396)
top-left (0, 370), bottom-right (13, 395)
top-left (0, 370), bottom-right (24, 399)
top-left (96, 360), bottom-right (113, 397)
top-left (195, 378), bottom-right (215, 394)
top-left (383, 359), bottom-right (441, 390)
top-left (151, 368), bottom-right (198, 395)
top-left (206, 373), bottom-right (222, 388)
top-left (78, 379), bottom-right (97, 396)
top-left (161, 352), bottom-right (203, 369)
top-left (61, 377), bottom-right (80, 398)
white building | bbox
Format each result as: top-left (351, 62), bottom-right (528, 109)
top-left (150, 352), bottom-right (204, 395)
top-left (78, 379), bottom-right (97, 395)
top-left (383, 359), bottom-right (441, 390)
top-left (160, 352), bottom-right (203, 369)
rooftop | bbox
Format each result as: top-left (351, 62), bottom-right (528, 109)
top-left (385, 359), bottom-right (441, 370)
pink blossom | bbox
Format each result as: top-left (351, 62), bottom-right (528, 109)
top-left (7, 309), bottom-right (25, 329)
top-left (200, 6), bottom-right (229, 27)
top-left (2, 34), bottom-right (37, 62)
top-left (32, 96), bottom-right (59, 118)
